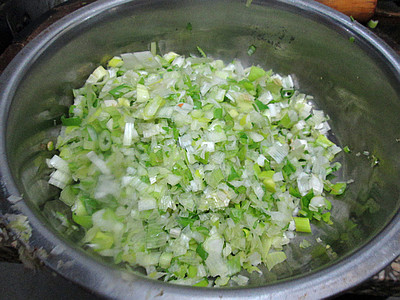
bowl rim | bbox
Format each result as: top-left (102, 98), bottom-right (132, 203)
top-left (1, 0), bottom-right (400, 298)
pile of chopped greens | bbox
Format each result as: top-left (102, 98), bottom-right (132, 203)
top-left (47, 50), bottom-right (346, 287)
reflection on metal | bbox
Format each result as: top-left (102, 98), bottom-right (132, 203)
top-left (0, 0), bottom-right (399, 299)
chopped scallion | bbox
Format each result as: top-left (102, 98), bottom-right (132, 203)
top-left (48, 49), bottom-right (346, 287)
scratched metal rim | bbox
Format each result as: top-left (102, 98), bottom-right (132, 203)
top-left (0, 0), bottom-right (400, 298)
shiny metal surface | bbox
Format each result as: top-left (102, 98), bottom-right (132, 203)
top-left (0, 0), bottom-right (400, 298)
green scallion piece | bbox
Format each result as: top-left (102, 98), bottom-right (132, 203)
top-left (197, 46), bottom-right (206, 58)
top-left (280, 88), bottom-right (295, 98)
top-left (193, 278), bottom-right (209, 287)
top-left (294, 217), bottom-right (312, 233)
top-left (254, 99), bottom-right (269, 111)
top-left (61, 115), bottom-right (81, 126)
top-left (248, 66), bottom-right (266, 82)
top-left (330, 182), bottom-right (347, 195)
top-left (213, 108), bottom-right (223, 119)
top-left (150, 41), bottom-right (157, 56)
top-left (99, 130), bottom-right (112, 151)
top-left (47, 141), bottom-right (54, 151)
top-left (300, 239), bottom-right (311, 248)
top-left (367, 19), bottom-right (379, 29)
top-left (196, 243), bottom-right (209, 260)
top-left (109, 84), bottom-right (131, 98)
top-left (247, 44), bottom-right (256, 56)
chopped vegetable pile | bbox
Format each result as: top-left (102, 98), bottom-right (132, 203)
top-left (47, 50), bottom-right (346, 287)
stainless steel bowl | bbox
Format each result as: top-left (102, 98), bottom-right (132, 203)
top-left (1, 0), bottom-right (400, 298)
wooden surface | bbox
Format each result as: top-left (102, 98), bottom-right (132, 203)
top-left (316, 0), bottom-right (377, 21)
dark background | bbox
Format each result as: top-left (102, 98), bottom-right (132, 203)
top-left (0, 0), bottom-right (400, 299)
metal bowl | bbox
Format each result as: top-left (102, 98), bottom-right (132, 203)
top-left (1, 0), bottom-right (400, 298)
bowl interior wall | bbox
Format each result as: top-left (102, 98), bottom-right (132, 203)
top-left (4, 0), bottom-right (400, 285)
